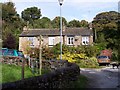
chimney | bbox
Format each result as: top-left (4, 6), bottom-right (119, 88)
top-left (89, 22), bottom-right (92, 29)
top-left (23, 26), bottom-right (28, 31)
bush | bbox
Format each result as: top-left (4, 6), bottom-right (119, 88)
top-left (77, 57), bottom-right (99, 68)
top-left (57, 53), bottom-right (86, 63)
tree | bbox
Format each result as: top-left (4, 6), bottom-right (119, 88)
top-left (2, 2), bottom-right (17, 23)
top-left (92, 11), bottom-right (118, 32)
top-left (21, 7), bottom-right (41, 28)
top-left (3, 33), bottom-right (16, 49)
top-left (67, 19), bottom-right (80, 27)
top-left (2, 2), bottom-right (23, 49)
top-left (92, 11), bottom-right (118, 43)
top-left (35, 17), bottom-right (52, 28)
top-left (92, 11), bottom-right (119, 61)
top-left (80, 20), bottom-right (89, 27)
top-left (21, 40), bottom-right (31, 55)
top-left (52, 16), bottom-right (67, 28)
top-left (40, 17), bottom-right (52, 28)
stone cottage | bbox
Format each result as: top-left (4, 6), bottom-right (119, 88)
top-left (19, 27), bottom-right (93, 52)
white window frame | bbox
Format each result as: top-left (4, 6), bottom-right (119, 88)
top-left (67, 36), bottom-right (74, 45)
top-left (48, 37), bottom-right (55, 46)
top-left (82, 36), bottom-right (89, 45)
top-left (28, 37), bottom-right (34, 47)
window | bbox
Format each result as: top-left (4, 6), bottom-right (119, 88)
top-left (49, 37), bottom-right (55, 46)
top-left (28, 37), bottom-right (34, 46)
top-left (82, 36), bottom-right (89, 45)
top-left (67, 36), bottom-right (74, 45)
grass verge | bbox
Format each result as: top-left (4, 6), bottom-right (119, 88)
top-left (64, 74), bottom-right (88, 88)
top-left (72, 75), bottom-right (88, 88)
top-left (0, 63), bottom-right (50, 83)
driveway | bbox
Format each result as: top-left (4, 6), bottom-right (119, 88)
top-left (80, 66), bottom-right (120, 89)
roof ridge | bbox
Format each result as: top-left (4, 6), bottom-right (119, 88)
top-left (28, 28), bottom-right (58, 30)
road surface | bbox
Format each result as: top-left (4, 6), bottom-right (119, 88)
top-left (80, 66), bottom-right (120, 89)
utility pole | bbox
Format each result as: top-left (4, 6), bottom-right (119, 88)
top-left (95, 29), bottom-right (97, 42)
top-left (39, 35), bottom-right (42, 75)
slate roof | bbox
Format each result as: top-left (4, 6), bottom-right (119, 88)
top-left (19, 28), bottom-right (93, 37)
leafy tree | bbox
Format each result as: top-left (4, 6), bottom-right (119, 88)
top-left (67, 19), bottom-right (80, 27)
top-left (52, 16), bottom-right (67, 28)
top-left (80, 20), bottom-right (89, 27)
top-left (21, 40), bottom-right (31, 55)
top-left (92, 11), bottom-right (118, 45)
top-left (92, 11), bottom-right (119, 61)
top-left (42, 47), bottom-right (56, 60)
top-left (92, 11), bottom-right (118, 32)
top-left (3, 33), bottom-right (16, 49)
top-left (2, 2), bottom-right (23, 49)
top-left (2, 2), bottom-right (17, 23)
top-left (21, 7), bottom-right (41, 28)
top-left (34, 17), bottom-right (52, 28)
top-left (29, 48), bottom-right (39, 58)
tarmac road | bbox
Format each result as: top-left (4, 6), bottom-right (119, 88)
top-left (80, 66), bottom-right (120, 89)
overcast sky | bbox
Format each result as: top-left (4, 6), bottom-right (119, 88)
top-left (1, 0), bottom-right (119, 22)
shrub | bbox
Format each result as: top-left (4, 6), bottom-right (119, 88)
top-left (77, 57), bottom-right (99, 68)
top-left (57, 52), bottom-right (86, 63)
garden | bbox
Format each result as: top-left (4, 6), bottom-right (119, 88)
top-left (1, 43), bottom-right (118, 88)
top-left (29, 44), bottom-right (101, 68)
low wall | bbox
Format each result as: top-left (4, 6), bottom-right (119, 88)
top-left (2, 63), bottom-right (80, 89)
top-left (0, 56), bottom-right (69, 72)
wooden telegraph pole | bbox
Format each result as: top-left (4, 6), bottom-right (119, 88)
top-left (39, 35), bottom-right (42, 75)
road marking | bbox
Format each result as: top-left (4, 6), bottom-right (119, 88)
top-left (89, 71), bottom-right (96, 73)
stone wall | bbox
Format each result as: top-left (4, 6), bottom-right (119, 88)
top-left (2, 62), bottom-right (80, 89)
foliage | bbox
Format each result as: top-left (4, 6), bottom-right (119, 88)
top-left (80, 20), bottom-right (89, 27)
top-left (93, 11), bottom-right (118, 32)
top-left (92, 11), bottom-right (119, 49)
top-left (77, 57), bottom-right (99, 68)
top-left (21, 40), bottom-right (31, 55)
top-left (42, 47), bottom-right (56, 60)
top-left (33, 17), bottom-right (52, 28)
top-left (2, 2), bottom-right (18, 23)
top-left (2, 2), bottom-right (23, 49)
top-left (21, 6), bottom-right (41, 28)
top-left (52, 16), bottom-right (67, 28)
top-left (3, 33), bottom-right (16, 49)
top-left (92, 11), bottom-right (120, 61)
top-left (111, 49), bottom-right (119, 62)
top-left (67, 19), bottom-right (89, 28)
top-left (67, 19), bottom-right (81, 27)
top-left (2, 1), bottom-right (120, 62)
top-left (21, 7), bottom-right (41, 21)
top-left (75, 45), bottom-right (100, 57)
top-left (57, 52), bottom-right (99, 68)
top-left (29, 47), bottom-right (39, 58)
top-left (57, 52), bottom-right (86, 63)
top-left (39, 17), bottom-right (52, 28)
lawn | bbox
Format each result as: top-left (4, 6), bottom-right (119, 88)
top-left (0, 63), bottom-right (49, 83)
